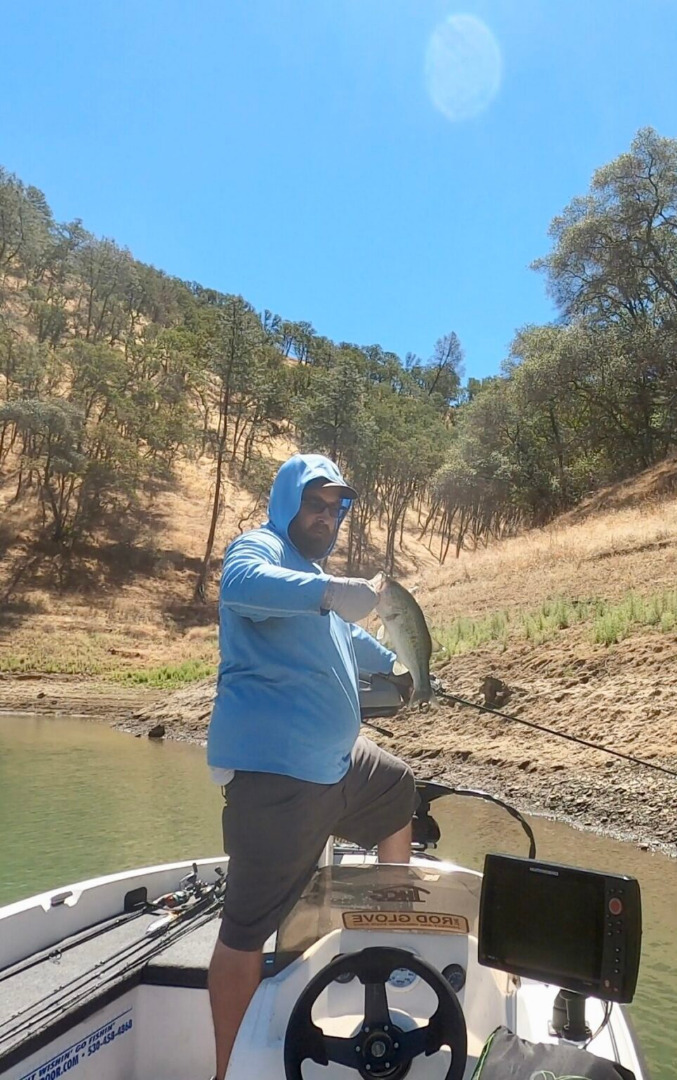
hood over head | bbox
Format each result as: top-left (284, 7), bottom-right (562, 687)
top-left (268, 453), bottom-right (357, 556)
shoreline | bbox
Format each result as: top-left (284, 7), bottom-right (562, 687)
top-left (2, 672), bottom-right (675, 860)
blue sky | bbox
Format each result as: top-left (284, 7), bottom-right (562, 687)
top-left (2, 0), bottom-right (676, 379)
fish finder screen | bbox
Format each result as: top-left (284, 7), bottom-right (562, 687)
top-left (479, 856), bottom-right (604, 985)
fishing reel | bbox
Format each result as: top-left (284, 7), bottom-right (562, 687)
top-left (147, 863), bottom-right (226, 919)
top-left (358, 672), bottom-right (403, 720)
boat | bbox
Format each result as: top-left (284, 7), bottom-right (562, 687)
top-left (0, 676), bottom-right (649, 1080)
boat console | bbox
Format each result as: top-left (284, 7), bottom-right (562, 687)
top-left (225, 801), bottom-right (644, 1078)
top-left (231, 859), bottom-right (501, 1078)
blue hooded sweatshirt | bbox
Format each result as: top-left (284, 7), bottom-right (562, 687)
top-left (207, 454), bottom-right (396, 784)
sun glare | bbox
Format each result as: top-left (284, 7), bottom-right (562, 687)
top-left (425, 13), bottom-right (503, 122)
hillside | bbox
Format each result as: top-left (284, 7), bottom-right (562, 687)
top-left (0, 439), bottom-right (440, 687)
top-left (3, 142), bottom-right (677, 854)
top-left (2, 457), bottom-right (677, 853)
top-left (5, 130), bottom-right (677, 605)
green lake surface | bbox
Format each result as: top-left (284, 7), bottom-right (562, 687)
top-left (1, 712), bottom-right (674, 1078)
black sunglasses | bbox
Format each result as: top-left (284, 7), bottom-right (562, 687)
top-left (301, 494), bottom-right (345, 519)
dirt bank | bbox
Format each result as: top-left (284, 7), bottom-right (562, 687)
top-left (4, 626), bottom-right (674, 857)
top-left (0, 672), bottom-right (165, 719)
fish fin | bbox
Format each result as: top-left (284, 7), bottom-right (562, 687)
top-left (392, 660), bottom-right (408, 676)
top-left (377, 624), bottom-right (395, 650)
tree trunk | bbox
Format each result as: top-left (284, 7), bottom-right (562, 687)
top-left (195, 410), bottom-right (228, 602)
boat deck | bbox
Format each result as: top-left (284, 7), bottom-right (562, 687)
top-left (0, 907), bottom-right (265, 1074)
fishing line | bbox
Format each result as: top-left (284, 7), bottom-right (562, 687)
top-left (433, 681), bottom-right (677, 779)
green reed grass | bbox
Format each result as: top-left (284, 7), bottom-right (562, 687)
top-left (112, 660), bottom-right (215, 687)
top-left (434, 588), bottom-right (677, 655)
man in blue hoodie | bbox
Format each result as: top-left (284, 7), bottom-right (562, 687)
top-left (207, 453), bottom-right (415, 1079)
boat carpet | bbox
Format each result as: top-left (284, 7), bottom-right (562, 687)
top-left (0, 911), bottom-right (211, 1071)
top-left (0, 909), bottom-right (277, 1073)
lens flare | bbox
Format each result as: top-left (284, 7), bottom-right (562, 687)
top-left (425, 14), bottom-right (502, 122)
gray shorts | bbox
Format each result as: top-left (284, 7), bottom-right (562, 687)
top-left (218, 736), bottom-right (416, 951)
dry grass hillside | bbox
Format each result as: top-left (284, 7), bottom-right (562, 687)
top-left (1, 453), bottom-right (677, 696)
top-left (381, 457), bottom-right (677, 768)
top-left (411, 454), bottom-right (677, 609)
top-left (0, 443), bottom-right (440, 687)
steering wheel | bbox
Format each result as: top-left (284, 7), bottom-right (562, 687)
top-left (283, 946), bottom-right (467, 1080)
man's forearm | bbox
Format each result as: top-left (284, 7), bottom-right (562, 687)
top-left (222, 554), bottom-right (329, 619)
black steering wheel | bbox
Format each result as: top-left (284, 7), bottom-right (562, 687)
top-left (283, 946), bottom-right (467, 1080)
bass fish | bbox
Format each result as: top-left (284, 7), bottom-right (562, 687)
top-left (376, 575), bottom-right (434, 707)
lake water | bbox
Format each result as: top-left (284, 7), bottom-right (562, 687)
top-left (1, 712), bottom-right (675, 1078)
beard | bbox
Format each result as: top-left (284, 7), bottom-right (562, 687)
top-left (289, 519), bottom-right (335, 560)
top-left (301, 529), bottom-right (333, 560)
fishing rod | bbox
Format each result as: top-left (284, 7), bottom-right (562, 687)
top-left (1, 896), bottom-right (224, 1047)
top-left (0, 907), bottom-right (148, 985)
top-left (431, 676), bottom-right (677, 780)
top-left (362, 718), bottom-right (394, 737)
top-left (0, 870), bottom-right (227, 1048)
top-left (0, 865), bottom-right (221, 987)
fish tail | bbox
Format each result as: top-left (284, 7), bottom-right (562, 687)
top-left (410, 685), bottom-right (434, 709)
